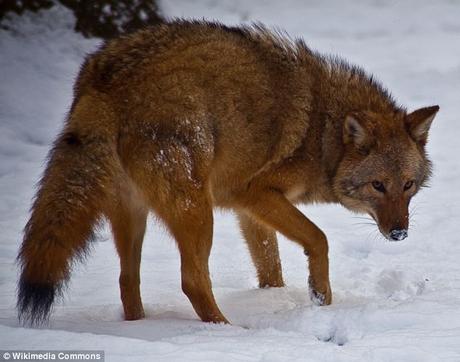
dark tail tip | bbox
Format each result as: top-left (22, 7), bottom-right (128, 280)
top-left (17, 277), bottom-right (61, 326)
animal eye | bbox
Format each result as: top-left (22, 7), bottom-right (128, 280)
top-left (372, 180), bottom-right (385, 193)
top-left (404, 180), bottom-right (414, 191)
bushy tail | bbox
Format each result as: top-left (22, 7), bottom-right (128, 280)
top-left (17, 95), bottom-right (117, 325)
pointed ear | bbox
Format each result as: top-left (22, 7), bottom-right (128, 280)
top-left (405, 105), bottom-right (439, 145)
top-left (344, 114), bottom-right (373, 151)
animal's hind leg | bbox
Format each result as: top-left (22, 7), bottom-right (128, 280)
top-left (158, 193), bottom-right (228, 324)
top-left (108, 184), bottom-right (148, 321)
top-left (238, 213), bottom-right (284, 288)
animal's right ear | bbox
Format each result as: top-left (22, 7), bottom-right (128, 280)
top-left (343, 114), bottom-right (373, 151)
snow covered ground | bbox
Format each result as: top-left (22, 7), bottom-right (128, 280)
top-left (1, 1), bottom-right (460, 360)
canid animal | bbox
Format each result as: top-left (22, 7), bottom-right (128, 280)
top-left (17, 20), bottom-right (439, 325)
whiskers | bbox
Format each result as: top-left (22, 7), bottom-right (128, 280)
top-left (351, 215), bottom-right (385, 242)
top-left (351, 216), bottom-right (377, 228)
top-left (409, 201), bottom-right (425, 231)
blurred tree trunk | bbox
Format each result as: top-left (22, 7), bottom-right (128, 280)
top-left (60, 0), bottom-right (163, 38)
top-left (1, 0), bottom-right (163, 39)
top-left (1, 0), bottom-right (54, 21)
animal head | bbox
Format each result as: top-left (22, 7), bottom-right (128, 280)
top-left (334, 105), bottom-right (439, 241)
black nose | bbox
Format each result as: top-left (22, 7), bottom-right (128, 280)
top-left (389, 229), bottom-right (408, 241)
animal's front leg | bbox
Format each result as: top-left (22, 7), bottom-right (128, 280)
top-left (235, 188), bottom-right (332, 306)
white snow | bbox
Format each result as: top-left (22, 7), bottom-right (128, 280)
top-left (1, 1), bottom-right (460, 361)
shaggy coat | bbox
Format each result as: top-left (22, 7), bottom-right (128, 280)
top-left (17, 20), bottom-right (438, 324)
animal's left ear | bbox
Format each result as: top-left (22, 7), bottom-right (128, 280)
top-left (405, 105), bottom-right (439, 145)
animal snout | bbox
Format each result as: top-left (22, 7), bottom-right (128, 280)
top-left (389, 229), bottom-right (408, 241)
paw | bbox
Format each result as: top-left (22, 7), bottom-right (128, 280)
top-left (308, 277), bottom-right (332, 306)
top-left (124, 305), bottom-right (145, 321)
top-left (259, 276), bottom-right (285, 289)
top-left (201, 312), bottom-right (230, 325)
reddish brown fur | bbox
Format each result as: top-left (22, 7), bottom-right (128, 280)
top-left (17, 20), bottom-right (438, 325)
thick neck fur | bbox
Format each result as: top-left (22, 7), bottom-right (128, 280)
top-left (318, 58), bottom-right (402, 117)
